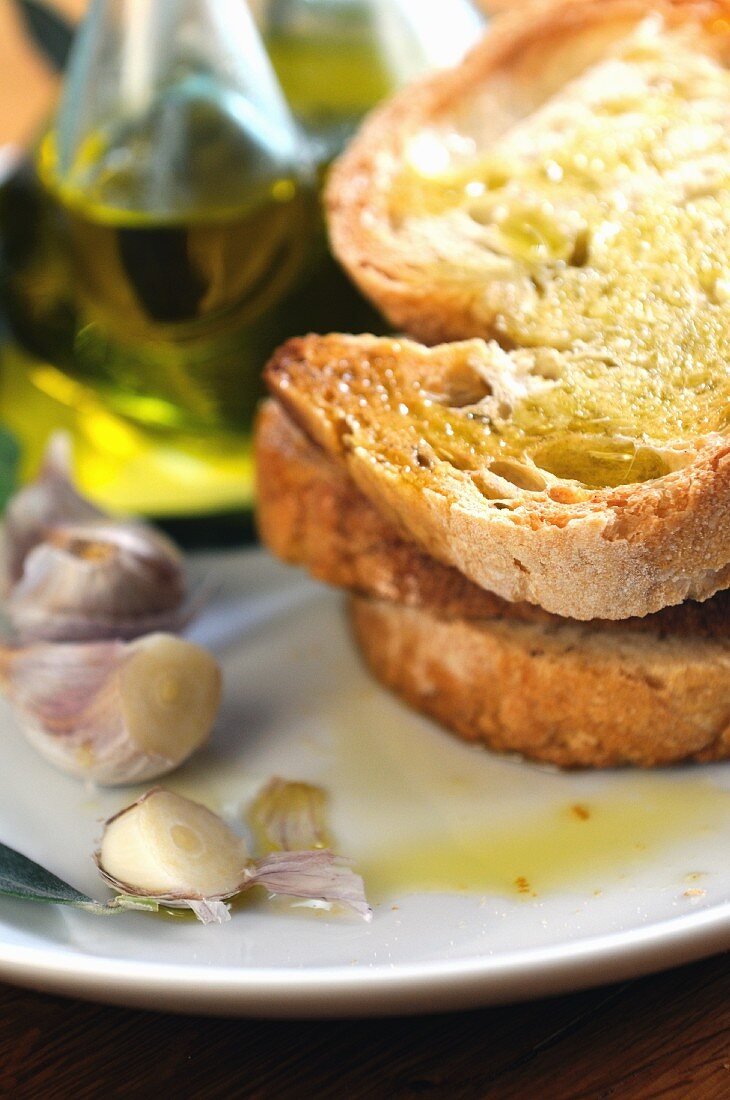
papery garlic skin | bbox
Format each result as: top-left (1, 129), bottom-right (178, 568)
top-left (99, 788), bottom-right (247, 898)
top-left (0, 634), bottom-right (221, 785)
top-left (7, 521), bottom-right (189, 642)
top-left (3, 433), bottom-right (103, 589)
top-left (248, 778), bottom-right (331, 852)
top-left (243, 850), bottom-right (372, 921)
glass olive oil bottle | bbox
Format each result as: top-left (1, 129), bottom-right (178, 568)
top-left (2, 1), bottom-right (316, 482)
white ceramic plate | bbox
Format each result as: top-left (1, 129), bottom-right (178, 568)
top-left (0, 549), bottom-right (728, 1018)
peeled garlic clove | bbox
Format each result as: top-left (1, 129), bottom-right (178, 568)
top-left (248, 778), bottom-right (331, 852)
top-left (3, 433), bottom-right (104, 589)
top-left (96, 788), bottom-right (372, 924)
top-left (98, 789), bottom-right (247, 905)
top-left (7, 520), bottom-right (189, 642)
top-left (0, 634), bottom-right (221, 785)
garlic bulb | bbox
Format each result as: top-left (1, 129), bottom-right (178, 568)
top-left (0, 634), bottom-right (221, 785)
top-left (6, 520), bottom-right (190, 642)
top-left (3, 433), bottom-right (103, 589)
top-left (96, 788), bottom-right (372, 924)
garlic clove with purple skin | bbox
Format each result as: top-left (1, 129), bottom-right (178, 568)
top-left (6, 520), bottom-right (190, 643)
top-left (95, 788), bottom-right (372, 924)
top-left (3, 432), bottom-right (104, 590)
top-left (0, 634), bottom-right (221, 786)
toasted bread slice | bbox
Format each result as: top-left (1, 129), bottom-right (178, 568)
top-left (320, 1), bottom-right (730, 617)
top-left (265, 335), bottom-right (730, 620)
top-left (328, 0), bottom-right (730, 343)
top-left (349, 593), bottom-right (730, 768)
top-left (257, 397), bottom-right (729, 632)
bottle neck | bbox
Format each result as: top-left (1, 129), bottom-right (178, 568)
top-left (51, 0), bottom-right (311, 217)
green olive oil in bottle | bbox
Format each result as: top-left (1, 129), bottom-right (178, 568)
top-left (1, 0), bottom-right (316, 511)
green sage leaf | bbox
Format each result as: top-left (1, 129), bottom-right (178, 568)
top-left (0, 838), bottom-right (96, 908)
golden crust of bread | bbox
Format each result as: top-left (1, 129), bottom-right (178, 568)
top-left (255, 399), bottom-right (518, 620)
top-left (327, 0), bottom-right (730, 343)
top-left (256, 398), bottom-right (730, 639)
top-left (349, 593), bottom-right (730, 768)
top-left (265, 335), bottom-right (730, 620)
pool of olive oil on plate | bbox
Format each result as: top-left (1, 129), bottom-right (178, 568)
top-left (0, 550), bottom-right (728, 1017)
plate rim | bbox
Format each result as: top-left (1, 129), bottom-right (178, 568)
top-left (0, 896), bottom-right (728, 1016)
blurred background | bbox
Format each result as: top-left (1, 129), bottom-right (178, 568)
top-left (0, 0), bottom-right (489, 535)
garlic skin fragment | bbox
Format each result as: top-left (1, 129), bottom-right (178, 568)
top-left (243, 850), bottom-right (372, 921)
top-left (248, 778), bottom-right (331, 852)
top-left (96, 788), bottom-right (372, 924)
top-left (0, 634), bottom-right (221, 785)
top-left (6, 520), bottom-right (190, 643)
top-left (2, 433), bottom-right (103, 590)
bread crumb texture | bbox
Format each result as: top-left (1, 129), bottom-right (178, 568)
top-left (389, 19), bottom-right (730, 488)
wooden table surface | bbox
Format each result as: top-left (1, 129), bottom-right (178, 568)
top-left (0, 3), bottom-right (729, 1096)
top-left (0, 954), bottom-right (729, 1098)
